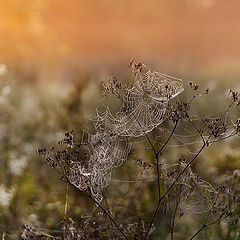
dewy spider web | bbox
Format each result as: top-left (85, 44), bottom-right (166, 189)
top-left (135, 66), bottom-right (184, 101)
top-left (69, 130), bottom-right (131, 202)
top-left (116, 65), bottom-right (184, 137)
top-left (69, 63), bottom-right (184, 202)
top-left (116, 87), bottom-right (168, 137)
top-left (161, 161), bottom-right (216, 214)
top-left (97, 64), bottom-right (184, 137)
top-left (178, 163), bottom-right (216, 214)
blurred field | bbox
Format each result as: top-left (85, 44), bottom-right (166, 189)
top-left (0, 65), bottom-right (239, 239)
top-left (1, 0), bottom-right (240, 74)
top-left (0, 0), bottom-right (240, 239)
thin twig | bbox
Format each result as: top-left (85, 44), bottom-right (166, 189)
top-left (63, 183), bottom-right (69, 239)
top-left (189, 212), bottom-right (225, 240)
top-left (87, 194), bottom-right (129, 240)
top-left (143, 143), bottom-right (206, 240)
top-left (102, 189), bottom-right (111, 212)
top-left (62, 178), bottom-right (128, 240)
top-left (155, 152), bottom-right (161, 199)
top-left (156, 121), bottom-right (178, 200)
top-left (157, 121), bottom-right (178, 154)
top-left (170, 186), bottom-right (181, 240)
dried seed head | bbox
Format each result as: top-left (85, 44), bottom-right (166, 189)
top-left (233, 169), bottom-right (240, 178)
top-left (229, 90), bottom-right (240, 102)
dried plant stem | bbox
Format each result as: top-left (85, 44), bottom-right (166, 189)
top-left (143, 143), bottom-right (206, 240)
top-left (87, 194), bottom-right (129, 240)
top-left (155, 152), bottom-right (161, 199)
top-left (170, 194), bottom-right (181, 240)
top-left (38, 63), bottom-right (240, 240)
top-left (102, 189), bottom-right (110, 212)
top-left (156, 121), bottom-right (178, 199)
top-left (144, 131), bottom-right (157, 153)
top-left (209, 130), bottom-right (237, 144)
top-left (189, 224), bottom-right (206, 240)
top-left (63, 178), bottom-right (128, 240)
top-left (189, 212), bottom-right (225, 240)
top-left (188, 92), bottom-right (200, 106)
top-left (157, 121), bottom-right (178, 154)
top-left (63, 183), bottom-right (69, 239)
top-left (190, 121), bottom-right (205, 144)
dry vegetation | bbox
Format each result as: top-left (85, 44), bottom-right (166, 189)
top-left (14, 61), bottom-right (239, 239)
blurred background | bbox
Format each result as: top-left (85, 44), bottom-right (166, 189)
top-left (1, 0), bottom-right (240, 76)
top-left (1, 0), bottom-right (240, 239)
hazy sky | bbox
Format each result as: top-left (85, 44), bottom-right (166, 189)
top-left (1, 0), bottom-right (240, 74)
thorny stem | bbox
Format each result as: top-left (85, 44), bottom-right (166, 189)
top-left (143, 143), bottom-right (206, 240)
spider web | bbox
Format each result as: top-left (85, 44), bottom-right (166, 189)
top-left (116, 87), bottom-right (168, 137)
top-left (70, 64), bottom-right (184, 202)
top-left (135, 66), bottom-right (184, 101)
top-left (161, 161), bottom-right (216, 214)
top-left (116, 65), bottom-right (183, 137)
top-left (69, 129), bottom-right (131, 202)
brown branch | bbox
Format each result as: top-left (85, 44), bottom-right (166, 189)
top-left (170, 203), bottom-right (178, 240)
top-left (155, 152), bottom-right (161, 199)
top-left (189, 212), bottom-right (225, 240)
top-left (155, 121), bottom-right (179, 200)
top-left (170, 186), bottom-right (181, 240)
top-left (87, 194), bottom-right (129, 240)
top-left (60, 177), bottom-right (129, 240)
top-left (190, 121), bottom-right (205, 145)
top-left (157, 121), bottom-right (178, 154)
top-left (143, 143), bottom-right (206, 240)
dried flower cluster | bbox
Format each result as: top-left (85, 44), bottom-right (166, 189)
top-left (20, 224), bottom-right (61, 240)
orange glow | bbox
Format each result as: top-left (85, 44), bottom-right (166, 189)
top-left (1, 0), bottom-right (240, 74)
